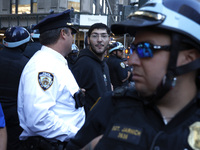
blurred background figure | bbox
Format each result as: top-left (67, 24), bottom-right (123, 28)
top-left (66, 43), bottom-right (79, 69)
top-left (23, 24), bottom-right (42, 58)
top-left (0, 26), bottom-right (30, 150)
top-left (106, 42), bottom-right (131, 89)
top-left (0, 44), bottom-right (3, 50)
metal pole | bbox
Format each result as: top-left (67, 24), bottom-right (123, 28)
top-left (124, 34), bottom-right (126, 48)
top-left (74, 34), bottom-right (76, 44)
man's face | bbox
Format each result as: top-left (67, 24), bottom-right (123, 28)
top-left (116, 50), bottom-right (123, 58)
top-left (128, 30), bottom-right (171, 97)
top-left (88, 29), bottom-right (110, 57)
top-left (65, 28), bottom-right (74, 54)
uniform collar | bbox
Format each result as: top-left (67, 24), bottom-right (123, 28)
top-left (41, 45), bottom-right (68, 65)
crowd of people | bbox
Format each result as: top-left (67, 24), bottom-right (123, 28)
top-left (0, 0), bottom-right (200, 149)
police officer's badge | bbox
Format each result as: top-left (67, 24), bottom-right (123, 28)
top-left (38, 72), bottom-right (54, 91)
top-left (120, 62), bottom-right (125, 68)
top-left (188, 122), bottom-right (200, 150)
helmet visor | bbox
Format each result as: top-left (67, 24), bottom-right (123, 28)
top-left (111, 10), bottom-right (166, 35)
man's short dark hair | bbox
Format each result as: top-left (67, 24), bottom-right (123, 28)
top-left (40, 27), bottom-right (69, 45)
top-left (88, 23), bottom-right (110, 37)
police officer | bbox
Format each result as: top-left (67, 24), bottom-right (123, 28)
top-left (66, 44), bottom-right (79, 70)
top-left (0, 26), bottom-right (30, 150)
top-left (66, 0), bottom-right (200, 149)
top-left (107, 42), bottom-right (131, 89)
top-left (17, 9), bottom-right (85, 150)
top-left (23, 24), bottom-right (42, 58)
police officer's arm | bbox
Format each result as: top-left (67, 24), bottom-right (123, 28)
top-left (116, 61), bottom-right (131, 83)
top-left (82, 135), bottom-right (103, 150)
top-left (0, 104), bottom-right (7, 150)
top-left (122, 70), bottom-right (131, 83)
top-left (66, 92), bottom-right (113, 149)
top-left (0, 127), bottom-right (7, 150)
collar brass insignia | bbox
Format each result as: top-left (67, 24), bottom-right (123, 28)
top-left (66, 22), bottom-right (73, 26)
top-left (188, 122), bottom-right (200, 150)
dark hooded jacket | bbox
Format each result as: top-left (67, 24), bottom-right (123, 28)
top-left (72, 48), bottom-right (112, 115)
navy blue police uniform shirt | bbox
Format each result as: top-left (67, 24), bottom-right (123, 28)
top-left (0, 47), bottom-right (29, 107)
top-left (23, 39), bottom-right (42, 58)
top-left (106, 55), bottom-right (129, 89)
top-left (67, 87), bottom-right (200, 150)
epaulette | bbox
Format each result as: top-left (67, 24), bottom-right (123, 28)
top-left (112, 86), bottom-right (142, 101)
top-left (112, 86), bottom-right (129, 97)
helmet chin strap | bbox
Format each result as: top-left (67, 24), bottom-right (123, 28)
top-left (145, 33), bottom-right (200, 104)
top-left (141, 33), bottom-right (181, 104)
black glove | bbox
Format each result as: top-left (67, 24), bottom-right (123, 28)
top-left (73, 89), bottom-right (85, 109)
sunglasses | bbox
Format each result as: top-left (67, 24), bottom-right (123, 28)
top-left (130, 42), bottom-right (170, 58)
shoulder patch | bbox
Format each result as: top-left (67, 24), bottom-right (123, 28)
top-left (120, 62), bottom-right (125, 68)
top-left (188, 121), bottom-right (200, 150)
top-left (38, 72), bottom-right (54, 91)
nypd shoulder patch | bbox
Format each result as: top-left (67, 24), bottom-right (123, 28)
top-left (38, 72), bottom-right (54, 91)
top-left (120, 62), bottom-right (125, 68)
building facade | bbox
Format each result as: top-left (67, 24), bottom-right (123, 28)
top-left (0, 0), bottom-right (144, 48)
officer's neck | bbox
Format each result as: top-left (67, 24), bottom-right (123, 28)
top-left (157, 75), bottom-right (197, 123)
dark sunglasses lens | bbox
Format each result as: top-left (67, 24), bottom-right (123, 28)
top-left (138, 43), bottom-right (153, 58)
top-left (130, 43), bottom-right (153, 58)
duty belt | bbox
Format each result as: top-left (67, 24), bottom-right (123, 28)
top-left (21, 136), bottom-right (68, 150)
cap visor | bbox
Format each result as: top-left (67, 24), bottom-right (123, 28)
top-left (70, 27), bottom-right (77, 34)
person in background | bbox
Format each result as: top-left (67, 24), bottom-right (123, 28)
top-left (17, 9), bottom-right (85, 150)
top-left (0, 26), bottom-right (30, 150)
top-left (71, 23), bottom-right (112, 116)
top-left (0, 44), bottom-right (3, 50)
top-left (66, 0), bottom-right (200, 149)
top-left (23, 24), bottom-right (42, 58)
top-left (0, 103), bottom-right (7, 150)
top-left (106, 42), bottom-right (131, 89)
top-left (66, 43), bottom-right (79, 70)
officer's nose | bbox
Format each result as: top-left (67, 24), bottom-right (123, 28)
top-left (128, 51), bottom-right (141, 66)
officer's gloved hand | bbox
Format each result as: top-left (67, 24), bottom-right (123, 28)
top-left (73, 88), bottom-right (86, 109)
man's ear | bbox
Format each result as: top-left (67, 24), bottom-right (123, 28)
top-left (60, 29), bottom-right (66, 39)
top-left (177, 49), bottom-right (199, 66)
top-left (187, 49), bottom-right (200, 62)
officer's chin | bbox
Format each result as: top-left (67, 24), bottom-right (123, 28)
top-left (136, 89), bottom-right (154, 98)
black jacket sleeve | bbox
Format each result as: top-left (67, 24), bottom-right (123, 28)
top-left (66, 91), bottom-right (114, 149)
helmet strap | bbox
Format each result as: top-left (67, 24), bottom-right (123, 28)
top-left (146, 33), bottom-right (180, 103)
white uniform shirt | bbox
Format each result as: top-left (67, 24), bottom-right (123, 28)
top-left (18, 46), bottom-right (85, 142)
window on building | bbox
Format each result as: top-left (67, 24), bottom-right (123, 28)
top-left (32, 0), bottom-right (38, 13)
top-left (18, 0), bottom-right (30, 14)
top-left (12, 0), bottom-right (36, 14)
top-left (68, 0), bottom-right (80, 12)
top-left (12, 0), bottom-right (16, 14)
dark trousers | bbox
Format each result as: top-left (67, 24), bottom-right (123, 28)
top-left (21, 136), bottom-right (67, 150)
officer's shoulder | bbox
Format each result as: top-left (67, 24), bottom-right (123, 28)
top-left (112, 86), bottom-right (140, 101)
top-left (111, 86), bottom-right (142, 108)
